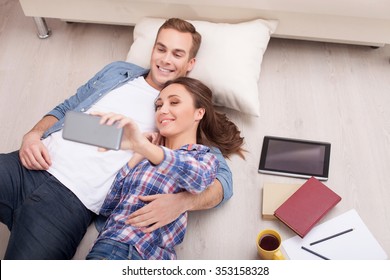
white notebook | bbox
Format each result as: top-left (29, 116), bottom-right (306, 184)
top-left (282, 209), bottom-right (387, 260)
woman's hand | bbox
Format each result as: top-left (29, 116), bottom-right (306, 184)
top-left (91, 112), bottom-right (146, 151)
top-left (92, 112), bottom-right (164, 165)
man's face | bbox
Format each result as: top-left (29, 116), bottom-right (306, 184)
top-left (146, 28), bottom-right (196, 90)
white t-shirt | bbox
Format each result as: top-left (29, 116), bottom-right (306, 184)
top-left (43, 77), bottom-right (159, 213)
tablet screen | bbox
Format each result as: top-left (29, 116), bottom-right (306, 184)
top-left (258, 136), bottom-right (331, 180)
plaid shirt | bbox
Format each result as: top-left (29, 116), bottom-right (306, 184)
top-left (96, 144), bottom-right (219, 259)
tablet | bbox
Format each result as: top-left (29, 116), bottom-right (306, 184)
top-left (62, 111), bottom-right (123, 150)
top-left (258, 136), bottom-right (331, 181)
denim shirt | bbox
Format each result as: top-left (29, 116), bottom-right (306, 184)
top-left (41, 61), bottom-right (233, 206)
top-left (42, 61), bottom-right (148, 138)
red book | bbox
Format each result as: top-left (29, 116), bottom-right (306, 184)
top-left (274, 177), bottom-right (341, 238)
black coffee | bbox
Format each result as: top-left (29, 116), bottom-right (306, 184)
top-left (259, 234), bottom-right (280, 251)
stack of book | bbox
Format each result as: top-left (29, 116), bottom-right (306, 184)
top-left (262, 177), bottom-right (341, 238)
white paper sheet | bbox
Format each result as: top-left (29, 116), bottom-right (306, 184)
top-left (282, 209), bottom-right (388, 260)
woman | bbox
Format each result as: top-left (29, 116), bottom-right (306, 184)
top-left (86, 77), bottom-right (245, 260)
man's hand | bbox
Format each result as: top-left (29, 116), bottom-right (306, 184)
top-left (126, 180), bottom-right (224, 233)
top-left (19, 115), bottom-right (57, 170)
top-left (126, 193), bottom-right (190, 233)
top-left (19, 131), bottom-right (51, 170)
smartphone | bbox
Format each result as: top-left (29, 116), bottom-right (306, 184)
top-left (62, 111), bottom-right (123, 150)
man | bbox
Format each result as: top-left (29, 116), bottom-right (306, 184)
top-left (0, 18), bottom-right (232, 259)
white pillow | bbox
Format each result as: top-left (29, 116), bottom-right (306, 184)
top-left (126, 17), bottom-right (277, 116)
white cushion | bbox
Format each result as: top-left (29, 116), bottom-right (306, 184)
top-left (126, 17), bottom-right (277, 116)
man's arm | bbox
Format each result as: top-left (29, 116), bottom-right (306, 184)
top-left (19, 115), bottom-right (58, 170)
top-left (126, 148), bottom-right (232, 233)
top-left (126, 179), bottom-right (224, 233)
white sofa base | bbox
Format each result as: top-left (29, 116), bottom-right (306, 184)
top-left (19, 0), bottom-right (390, 46)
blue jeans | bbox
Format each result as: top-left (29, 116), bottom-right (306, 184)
top-left (0, 151), bottom-right (95, 259)
top-left (86, 239), bottom-right (143, 260)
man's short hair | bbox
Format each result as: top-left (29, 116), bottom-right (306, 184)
top-left (156, 18), bottom-right (202, 60)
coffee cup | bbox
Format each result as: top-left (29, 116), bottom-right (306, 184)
top-left (256, 229), bottom-right (285, 260)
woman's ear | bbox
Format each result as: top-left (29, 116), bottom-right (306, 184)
top-left (195, 107), bottom-right (205, 121)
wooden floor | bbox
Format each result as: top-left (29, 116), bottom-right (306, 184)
top-left (1, 0), bottom-right (390, 259)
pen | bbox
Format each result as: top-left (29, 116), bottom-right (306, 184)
top-left (301, 246), bottom-right (330, 260)
top-left (309, 228), bottom-right (354, 246)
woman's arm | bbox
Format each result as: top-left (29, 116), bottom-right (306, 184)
top-left (98, 113), bottom-right (231, 232)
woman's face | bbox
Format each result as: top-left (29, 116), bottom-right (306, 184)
top-left (155, 83), bottom-right (204, 139)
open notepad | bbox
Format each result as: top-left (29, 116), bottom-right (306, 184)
top-left (282, 209), bottom-right (388, 260)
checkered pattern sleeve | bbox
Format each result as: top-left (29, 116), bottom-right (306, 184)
top-left (156, 145), bottom-right (219, 194)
